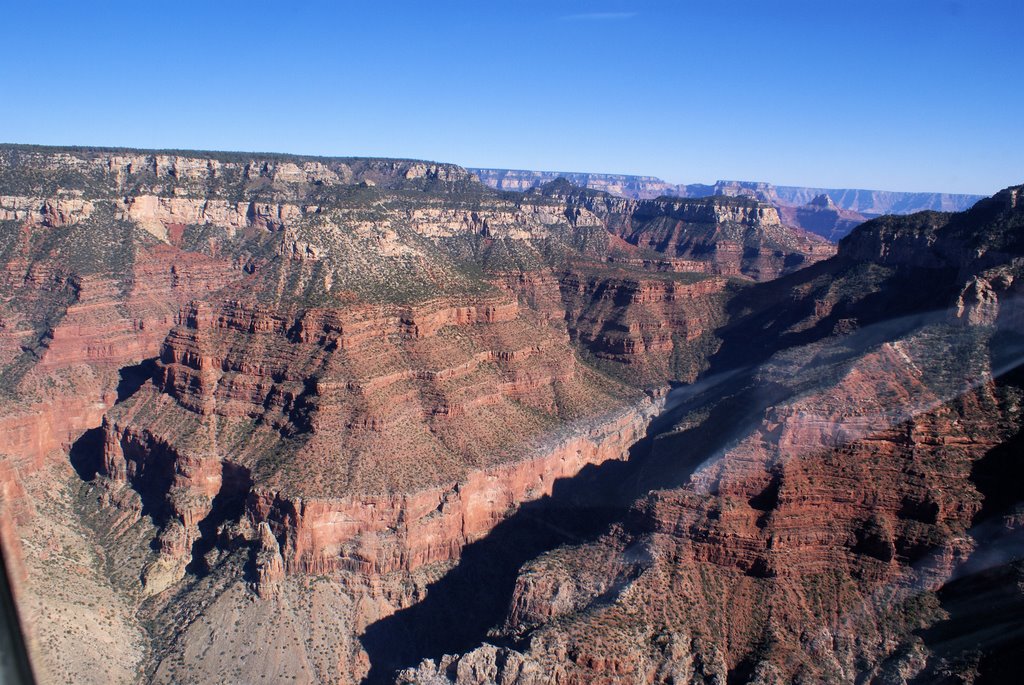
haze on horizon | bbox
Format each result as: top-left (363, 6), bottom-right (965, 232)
top-left (0, 0), bottom-right (1020, 196)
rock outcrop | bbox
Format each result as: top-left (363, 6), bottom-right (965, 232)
top-left (0, 145), bottom-right (780, 683)
top-left (473, 168), bottom-right (984, 216)
top-left (2, 144), bottom-right (1015, 685)
top-left (96, 285), bottom-right (660, 592)
top-left (777, 193), bottom-right (869, 242)
top-left (538, 181), bottom-right (836, 280)
top-left (250, 400), bottom-right (660, 580)
top-left (558, 269), bottom-right (733, 384)
top-left (398, 185), bottom-right (1024, 684)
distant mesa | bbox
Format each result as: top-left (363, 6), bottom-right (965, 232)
top-left (471, 167), bottom-right (986, 241)
top-left (808, 192), bottom-right (838, 209)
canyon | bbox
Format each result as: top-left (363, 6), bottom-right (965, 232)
top-left (0, 145), bottom-right (1020, 685)
top-left (472, 168), bottom-right (985, 241)
top-left (400, 185), bottom-right (1024, 684)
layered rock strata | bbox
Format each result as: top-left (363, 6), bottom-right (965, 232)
top-left (7, 146), bottom-right (995, 685)
top-left (97, 283), bottom-right (661, 592)
top-left (537, 182), bottom-right (835, 280)
top-left (251, 399), bottom-right (661, 580)
top-left (399, 187), bottom-right (1024, 684)
top-left (472, 168), bottom-right (984, 219)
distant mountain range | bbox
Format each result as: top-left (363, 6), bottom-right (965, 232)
top-left (471, 168), bottom-right (986, 240)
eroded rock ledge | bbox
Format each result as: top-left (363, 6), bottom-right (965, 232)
top-left (251, 398), bottom-right (662, 583)
top-left (99, 389), bottom-right (663, 595)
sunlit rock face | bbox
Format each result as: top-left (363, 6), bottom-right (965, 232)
top-left (775, 193), bottom-right (870, 242)
top-left (537, 181), bottom-right (835, 281)
top-left (0, 145), bottom-right (836, 683)
top-left (472, 169), bottom-right (986, 241)
top-left (400, 187), bottom-right (1024, 685)
top-left (1, 142), bottom-right (1017, 685)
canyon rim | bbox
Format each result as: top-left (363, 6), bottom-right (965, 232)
top-left (0, 144), bottom-right (1020, 684)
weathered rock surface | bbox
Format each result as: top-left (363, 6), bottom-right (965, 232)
top-left (537, 180), bottom-right (835, 280)
top-left (776, 193), bottom-right (870, 242)
top-left (399, 186), bottom-right (1024, 684)
top-left (0, 145), bottom-right (807, 683)
top-left (1, 143), bottom-right (1017, 685)
top-left (472, 167), bottom-right (985, 216)
top-left (558, 269), bottom-right (733, 384)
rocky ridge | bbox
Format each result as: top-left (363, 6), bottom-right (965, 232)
top-left (472, 168), bottom-right (986, 240)
top-left (0, 145), bottom-right (829, 683)
top-left (1, 144), bottom-right (1016, 685)
top-left (399, 186), bottom-right (1024, 684)
top-left (776, 193), bottom-right (870, 242)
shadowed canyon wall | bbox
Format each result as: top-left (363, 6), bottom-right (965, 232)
top-left (0, 145), bottom-right (1019, 685)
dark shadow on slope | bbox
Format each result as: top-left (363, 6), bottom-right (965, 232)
top-left (359, 298), bottom-right (1001, 681)
top-left (911, 541), bottom-right (1024, 685)
top-left (116, 357), bottom-right (158, 402)
top-left (358, 494), bottom-right (612, 681)
top-left (912, 360), bottom-right (1024, 684)
top-left (709, 260), bottom-right (959, 375)
top-left (358, 404), bottom-right (667, 681)
top-left (357, 445), bottom-right (659, 682)
top-left (726, 653), bottom-right (759, 685)
top-left (127, 443), bottom-right (177, 538)
top-left (70, 358), bottom-right (159, 481)
top-left (69, 426), bottom-right (105, 481)
top-left (359, 377), bottom-right (796, 683)
top-left (185, 462), bottom-right (253, 577)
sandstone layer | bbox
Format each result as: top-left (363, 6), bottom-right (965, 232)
top-left (399, 187), bottom-right (1024, 684)
top-left (0, 144), bottom-right (829, 683)
top-left (0, 145), bottom-right (1016, 685)
top-left (472, 168), bottom-right (984, 227)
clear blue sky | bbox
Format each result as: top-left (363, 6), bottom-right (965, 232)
top-left (1, 0), bottom-right (1020, 194)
